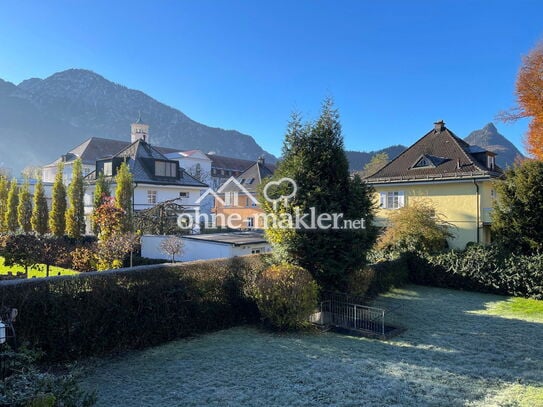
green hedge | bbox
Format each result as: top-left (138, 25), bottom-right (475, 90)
top-left (0, 255), bottom-right (267, 361)
top-left (347, 255), bottom-right (409, 298)
top-left (406, 246), bottom-right (543, 299)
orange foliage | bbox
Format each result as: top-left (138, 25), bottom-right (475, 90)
top-left (508, 42), bottom-right (543, 160)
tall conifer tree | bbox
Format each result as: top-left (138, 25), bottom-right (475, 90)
top-left (66, 159), bottom-right (86, 238)
top-left (49, 163), bottom-right (67, 237)
top-left (31, 178), bottom-right (49, 235)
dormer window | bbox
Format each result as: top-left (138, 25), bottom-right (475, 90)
top-left (155, 160), bottom-right (177, 177)
top-left (411, 155), bottom-right (437, 169)
top-left (414, 157), bottom-right (431, 168)
top-left (487, 155), bottom-right (495, 170)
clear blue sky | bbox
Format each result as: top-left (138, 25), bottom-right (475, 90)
top-left (1, 0), bottom-right (541, 157)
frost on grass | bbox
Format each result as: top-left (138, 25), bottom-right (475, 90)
top-left (80, 286), bottom-right (543, 407)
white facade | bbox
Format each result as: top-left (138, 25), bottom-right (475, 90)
top-left (141, 234), bottom-right (271, 262)
top-left (83, 183), bottom-right (206, 234)
top-left (43, 162), bottom-right (94, 184)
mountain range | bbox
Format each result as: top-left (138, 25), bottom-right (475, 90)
top-left (0, 69), bottom-right (276, 174)
top-left (0, 69), bottom-right (525, 175)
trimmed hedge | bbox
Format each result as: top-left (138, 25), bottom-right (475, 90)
top-left (406, 246), bottom-right (543, 299)
top-left (347, 255), bottom-right (410, 298)
top-left (0, 255), bottom-right (268, 361)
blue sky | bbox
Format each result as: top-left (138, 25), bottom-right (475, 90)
top-left (1, 0), bottom-right (541, 157)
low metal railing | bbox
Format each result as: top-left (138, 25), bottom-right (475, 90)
top-left (310, 295), bottom-right (386, 337)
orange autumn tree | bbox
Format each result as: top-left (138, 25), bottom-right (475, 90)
top-left (502, 42), bottom-right (543, 159)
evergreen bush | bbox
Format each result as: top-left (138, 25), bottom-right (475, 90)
top-left (250, 264), bottom-right (319, 331)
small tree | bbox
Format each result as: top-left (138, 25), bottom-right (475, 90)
top-left (49, 162), bottom-right (67, 237)
top-left (31, 179), bottom-right (49, 235)
top-left (39, 237), bottom-right (69, 277)
top-left (95, 232), bottom-right (138, 270)
top-left (17, 179), bottom-right (33, 234)
top-left (492, 160), bottom-right (543, 254)
top-left (115, 161), bottom-right (133, 233)
top-left (66, 159), bottom-right (86, 238)
top-left (360, 152), bottom-right (389, 178)
top-left (376, 200), bottom-right (453, 254)
top-left (92, 197), bottom-right (125, 241)
top-left (159, 235), bottom-right (184, 263)
top-left (1, 234), bottom-right (41, 274)
top-left (5, 179), bottom-right (19, 233)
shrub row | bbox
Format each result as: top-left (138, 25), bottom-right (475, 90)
top-left (406, 245), bottom-right (543, 299)
top-left (347, 255), bottom-right (410, 299)
top-left (0, 255), bottom-right (268, 361)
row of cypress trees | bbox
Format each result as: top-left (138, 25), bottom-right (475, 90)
top-left (0, 159), bottom-right (86, 238)
top-left (0, 160), bottom-right (133, 239)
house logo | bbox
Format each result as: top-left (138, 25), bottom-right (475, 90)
top-left (195, 176), bottom-right (259, 206)
top-left (183, 176), bottom-right (366, 231)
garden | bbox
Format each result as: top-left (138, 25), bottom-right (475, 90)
top-left (79, 285), bottom-right (543, 407)
top-left (0, 101), bottom-right (542, 406)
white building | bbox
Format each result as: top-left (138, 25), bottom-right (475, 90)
top-left (43, 117), bottom-right (208, 233)
top-left (141, 232), bottom-right (271, 262)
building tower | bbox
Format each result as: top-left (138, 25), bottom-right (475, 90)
top-left (131, 112), bottom-right (149, 143)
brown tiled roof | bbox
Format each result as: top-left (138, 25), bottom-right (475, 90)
top-left (365, 122), bottom-right (503, 183)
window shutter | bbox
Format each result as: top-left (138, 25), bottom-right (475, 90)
top-left (398, 191), bottom-right (405, 208)
top-left (380, 192), bottom-right (387, 208)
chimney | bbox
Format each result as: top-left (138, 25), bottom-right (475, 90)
top-left (434, 120), bottom-right (445, 132)
top-left (257, 156), bottom-right (265, 165)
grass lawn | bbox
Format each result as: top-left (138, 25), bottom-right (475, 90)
top-left (80, 286), bottom-right (543, 406)
top-left (0, 256), bottom-right (78, 278)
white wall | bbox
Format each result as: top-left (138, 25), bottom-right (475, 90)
top-left (141, 235), bottom-right (271, 262)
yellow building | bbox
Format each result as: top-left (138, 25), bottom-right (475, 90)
top-left (365, 121), bottom-right (503, 249)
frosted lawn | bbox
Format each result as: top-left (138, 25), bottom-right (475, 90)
top-left (81, 286), bottom-right (543, 406)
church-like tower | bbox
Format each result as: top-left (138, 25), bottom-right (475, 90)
top-left (131, 113), bottom-right (149, 143)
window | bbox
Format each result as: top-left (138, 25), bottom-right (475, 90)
top-left (224, 192), bottom-right (238, 206)
top-left (103, 162), bottom-right (112, 176)
top-left (251, 249), bottom-right (261, 254)
top-left (195, 163), bottom-right (201, 178)
top-left (155, 160), bottom-right (177, 177)
top-left (147, 190), bottom-right (157, 204)
top-left (490, 189), bottom-right (497, 200)
top-left (246, 217), bottom-right (254, 228)
top-left (380, 191), bottom-right (405, 209)
top-left (179, 192), bottom-right (189, 198)
top-left (487, 155), bottom-right (495, 170)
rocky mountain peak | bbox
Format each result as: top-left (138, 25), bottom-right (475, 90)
top-left (464, 123), bottom-right (524, 168)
